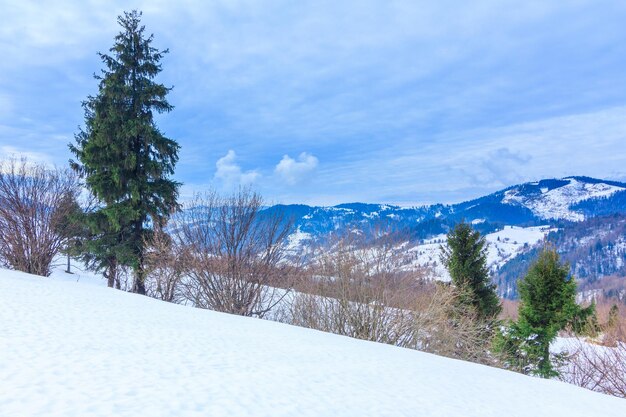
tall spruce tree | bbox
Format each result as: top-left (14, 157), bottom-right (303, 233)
top-left (440, 222), bottom-right (502, 320)
top-left (70, 10), bottom-right (180, 294)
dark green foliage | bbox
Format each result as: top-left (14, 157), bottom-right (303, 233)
top-left (70, 10), bottom-right (180, 293)
top-left (440, 222), bottom-right (502, 320)
top-left (496, 248), bottom-right (593, 378)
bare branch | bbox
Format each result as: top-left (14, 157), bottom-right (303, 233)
top-left (0, 159), bottom-right (80, 276)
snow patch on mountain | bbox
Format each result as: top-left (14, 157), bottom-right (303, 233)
top-left (502, 178), bottom-right (624, 221)
top-left (485, 226), bottom-right (555, 269)
top-left (285, 228), bottom-right (312, 252)
top-left (405, 234), bottom-right (449, 279)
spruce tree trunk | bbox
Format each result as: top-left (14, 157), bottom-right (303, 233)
top-left (132, 261), bottom-right (146, 295)
top-left (132, 272), bottom-right (146, 294)
top-left (106, 259), bottom-right (117, 288)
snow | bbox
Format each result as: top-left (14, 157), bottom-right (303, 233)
top-left (48, 262), bottom-right (107, 287)
top-left (485, 225), bottom-right (554, 269)
top-left (2, 269), bottom-right (624, 416)
top-left (284, 227), bottom-right (312, 252)
top-left (405, 226), bottom-right (553, 279)
top-left (550, 336), bottom-right (622, 358)
top-left (502, 178), bottom-right (625, 221)
top-left (362, 211), bottom-right (379, 219)
top-left (406, 234), bottom-right (449, 279)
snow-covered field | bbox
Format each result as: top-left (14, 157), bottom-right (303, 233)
top-left (1, 269), bottom-right (624, 416)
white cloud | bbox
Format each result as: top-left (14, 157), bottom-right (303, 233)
top-left (214, 150), bottom-right (259, 187)
top-left (0, 145), bottom-right (52, 165)
top-left (274, 152), bottom-right (319, 185)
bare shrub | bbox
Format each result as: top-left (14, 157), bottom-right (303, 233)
top-left (499, 298), bottom-right (520, 321)
top-left (0, 159), bottom-right (80, 276)
top-left (281, 234), bottom-right (492, 363)
top-left (560, 337), bottom-right (626, 398)
top-left (144, 226), bottom-right (185, 303)
top-left (285, 272), bottom-right (423, 347)
top-left (421, 285), bottom-right (495, 364)
top-left (172, 189), bottom-right (294, 317)
top-left (278, 232), bottom-right (414, 342)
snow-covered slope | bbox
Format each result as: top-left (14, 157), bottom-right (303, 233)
top-left (501, 177), bottom-right (625, 221)
top-left (1, 269), bottom-right (624, 416)
top-left (485, 225), bottom-right (555, 268)
top-left (403, 225), bottom-right (553, 280)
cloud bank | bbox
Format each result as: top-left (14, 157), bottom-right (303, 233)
top-left (1, 1), bottom-right (626, 204)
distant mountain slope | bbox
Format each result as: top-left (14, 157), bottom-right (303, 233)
top-left (1, 269), bottom-right (623, 417)
top-left (267, 176), bottom-right (626, 298)
top-left (499, 177), bottom-right (626, 221)
top-left (496, 214), bottom-right (626, 297)
top-left (276, 176), bottom-right (626, 239)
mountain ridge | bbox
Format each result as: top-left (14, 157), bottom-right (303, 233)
top-left (265, 176), bottom-right (626, 298)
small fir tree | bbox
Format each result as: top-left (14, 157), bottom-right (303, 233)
top-left (496, 247), bottom-right (593, 378)
top-left (607, 304), bottom-right (620, 330)
top-left (440, 222), bottom-right (502, 320)
top-left (70, 10), bottom-right (180, 293)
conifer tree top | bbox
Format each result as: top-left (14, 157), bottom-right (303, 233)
top-left (441, 221), bottom-right (502, 319)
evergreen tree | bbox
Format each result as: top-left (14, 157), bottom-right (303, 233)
top-left (607, 304), bottom-right (620, 330)
top-left (440, 222), bottom-right (502, 319)
top-left (70, 10), bottom-right (180, 294)
top-left (53, 194), bottom-right (88, 274)
top-left (497, 248), bottom-right (593, 378)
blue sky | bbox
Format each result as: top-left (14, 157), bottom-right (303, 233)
top-left (1, 1), bottom-right (626, 206)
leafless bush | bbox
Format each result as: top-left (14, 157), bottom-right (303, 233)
top-left (499, 298), bottom-right (520, 321)
top-left (144, 226), bottom-right (185, 303)
top-left (421, 286), bottom-right (495, 364)
top-left (285, 273), bottom-right (422, 347)
top-left (172, 189), bottom-right (294, 317)
top-left (560, 337), bottom-right (626, 398)
top-left (558, 308), bottom-right (626, 398)
top-left (0, 159), bottom-right (80, 276)
top-left (280, 234), bottom-right (492, 363)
